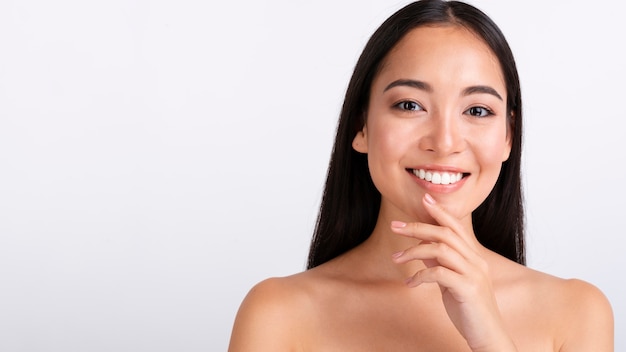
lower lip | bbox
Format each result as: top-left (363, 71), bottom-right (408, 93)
top-left (407, 170), bottom-right (467, 193)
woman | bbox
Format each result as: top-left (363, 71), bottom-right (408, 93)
top-left (229, 1), bottom-right (614, 350)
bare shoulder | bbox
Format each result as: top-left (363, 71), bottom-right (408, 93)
top-left (228, 271), bottom-right (325, 352)
top-left (494, 258), bottom-right (614, 351)
top-left (553, 277), bottom-right (614, 351)
top-left (522, 267), bottom-right (613, 328)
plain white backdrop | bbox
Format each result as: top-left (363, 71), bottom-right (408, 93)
top-left (0, 0), bottom-right (623, 350)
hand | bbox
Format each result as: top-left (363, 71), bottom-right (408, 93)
top-left (390, 193), bottom-right (517, 352)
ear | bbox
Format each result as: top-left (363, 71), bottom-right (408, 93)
top-left (502, 112), bottom-right (514, 162)
top-left (352, 125), bottom-right (368, 153)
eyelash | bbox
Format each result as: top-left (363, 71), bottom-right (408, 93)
top-left (393, 100), bottom-right (424, 112)
top-left (393, 100), bottom-right (495, 118)
top-left (464, 106), bottom-right (494, 118)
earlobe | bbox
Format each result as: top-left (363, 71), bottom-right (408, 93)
top-left (352, 126), bottom-right (368, 153)
top-left (502, 113), bottom-right (514, 161)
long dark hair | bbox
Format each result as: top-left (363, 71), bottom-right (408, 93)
top-left (307, 0), bottom-right (525, 269)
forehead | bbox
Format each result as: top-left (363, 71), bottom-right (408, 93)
top-left (375, 25), bottom-right (505, 93)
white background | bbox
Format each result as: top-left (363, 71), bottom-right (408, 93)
top-left (0, 0), bottom-right (623, 351)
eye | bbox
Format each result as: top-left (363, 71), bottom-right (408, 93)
top-left (465, 106), bottom-right (493, 117)
top-left (394, 100), bottom-right (424, 112)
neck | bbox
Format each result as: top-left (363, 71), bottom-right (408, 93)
top-left (355, 201), bottom-right (481, 282)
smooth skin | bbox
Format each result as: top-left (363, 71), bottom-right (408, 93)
top-left (228, 25), bottom-right (613, 351)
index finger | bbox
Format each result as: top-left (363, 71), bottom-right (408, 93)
top-left (422, 193), bottom-right (475, 248)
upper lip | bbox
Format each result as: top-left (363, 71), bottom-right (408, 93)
top-left (407, 165), bottom-right (469, 174)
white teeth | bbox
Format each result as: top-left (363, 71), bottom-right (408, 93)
top-left (412, 169), bottom-right (464, 185)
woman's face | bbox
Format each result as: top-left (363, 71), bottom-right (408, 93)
top-left (353, 25), bottom-right (511, 224)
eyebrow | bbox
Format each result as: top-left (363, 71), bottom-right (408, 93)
top-left (383, 79), bottom-right (503, 101)
top-left (462, 85), bottom-right (503, 101)
top-left (384, 79), bottom-right (432, 92)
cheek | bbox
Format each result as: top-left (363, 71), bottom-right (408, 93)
top-left (366, 129), bottom-right (396, 182)
top-left (364, 120), bottom-right (414, 187)
top-left (366, 119), bottom-right (414, 167)
top-left (475, 128), bottom-right (510, 172)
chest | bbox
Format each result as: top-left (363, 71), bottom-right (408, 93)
top-left (301, 285), bottom-right (556, 352)
top-left (302, 290), bottom-right (469, 352)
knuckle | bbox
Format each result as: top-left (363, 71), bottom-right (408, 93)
top-left (475, 257), bottom-right (489, 273)
top-left (410, 222), bottom-right (425, 233)
top-left (466, 279), bottom-right (482, 295)
top-left (431, 266), bottom-right (446, 277)
top-left (442, 227), bottom-right (455, 239)
top-left (435, 242), bottom-right (450, 256)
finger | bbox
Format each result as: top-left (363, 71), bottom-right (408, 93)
top-left (422, 193), bottom-right (479, 250)
top-left (391, 221), bottom-right (473, 260)
top-left (422, 193), bottom-right (466, 238)
top-left (405, 265), bottom-right (465, 290)
top-left (407, 265), bottom-right (493, 307)
top-left (393, 241), bottom-right (470, 275)
top-left (406, 265), bottom-right (487, 297)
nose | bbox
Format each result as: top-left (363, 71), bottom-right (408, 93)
top-left (418, 111), bottom-right (465, 156)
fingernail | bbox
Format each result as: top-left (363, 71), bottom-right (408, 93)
top-left (392, 251), bottom-right (404, 259)
top-left (391, 221), bottom-right (406, 228)
top-left (424, 193), bottom-right (436, 205)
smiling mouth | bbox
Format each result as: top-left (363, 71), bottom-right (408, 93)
top-left (408, 168), bottom-right (469, 185)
